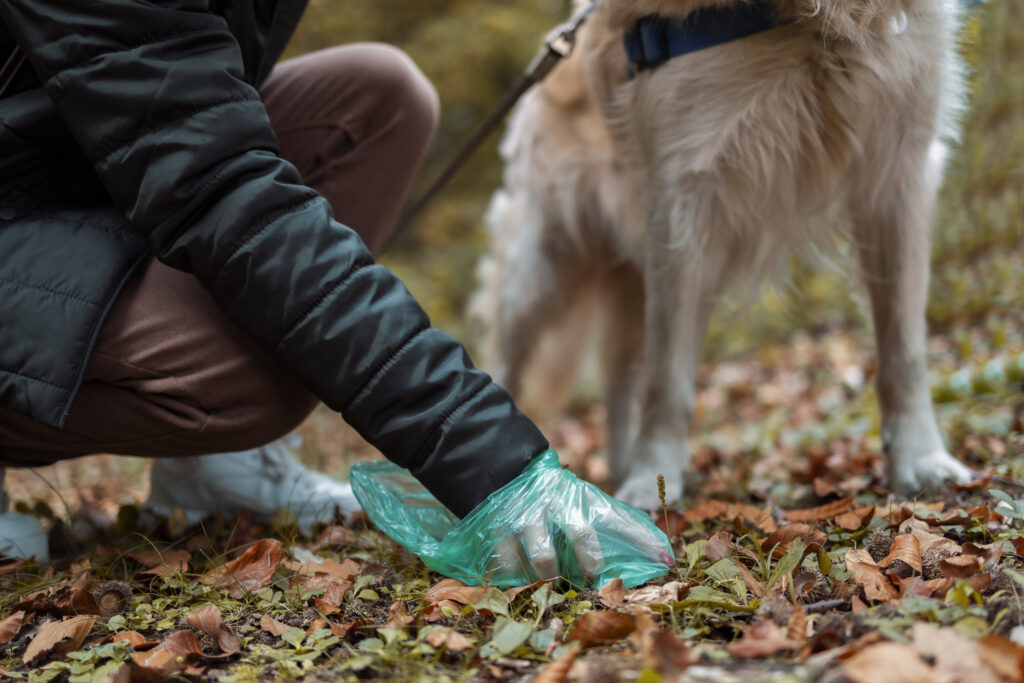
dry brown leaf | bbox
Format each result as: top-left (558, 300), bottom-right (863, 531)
top-left (655, 510), bottom-right (691, 537)
top-left (761, 524), bottom-right (826, 558)
top-left (128, 550), bottom-right (191, 577)
top-left (186, 604), bottom-right (240, 654)
top-left (568, 611), bottom-right (636, 649)
top-left (259, 615), bottom-right (291, 637)
top-left (788, 604), bottom-right (808, 647)
top-left (1013, 538), bottom-right (1024, 558)
top-left (785, 497), bottom-right (855, 523)
top-left (111, 631), bottom-right (159, 649)
top-left (385, 601), bottom-right (414, 629)
top-left (534, 642), bottom-right (582, 683)
top-left (962, 542), bottom-right (1003, 567)
top-left (131, 647), bottom-right (189, 681)
top-left (845, 549), bottom-right (898, 603)
top-left (624, 581), bottom-right (687, 606)
top-left (23, 615), bottom-right (97, 664)
top-left (504, 579), bottom-right (549, 602)
top-left (424, 578), bottom-right (486, 605)
top-left (707, 531), bottom-right (734, 562)
top-left (426, 628), bottom-right (474, 652)
top-left (879, 534), bottom-right (922, 574)
top-left (939, 554), bottom-right (982, 579)
top-left (732, 560), bottom-right (766, 598)
top-left (836, 507), bottom-right (875, 532)
top-left (910, 623), bottom-right (1000, 683)
top-left (329, 620), bottom-right (367, 639)
top-left (726, 620), bottom-right (800, 659)
top-left (646, 630), bottom-right (695, 675)
top-left (978, 634), bottom-right (1024, 682)
top-left (162, 630), bottom-right (205, 658)
top-left (422, 600), bottom-right (462, 623)
top-left (290, 556), bottom-right (361, 581)
top-left (306, 618), bottom-right (327, 636)
top-left (299, 575), bottom-right (352, 608)
top-left (842, 642), bottom-right (934, 683)
top-left (200, 539), bottom-right (284, 598)
top-left (683, 500), bottom-right (730, 522)
top-left (898, 518), bottom-right (962, 555)
top-left (0, 611), bottom-right (26, 646)
top-left (315, 525), bottom-right (359, 550)
top-left (598, 578), bottom-right (626, 608)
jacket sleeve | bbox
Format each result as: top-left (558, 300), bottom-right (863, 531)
top-left (0, 0), bottom-right (549, 517)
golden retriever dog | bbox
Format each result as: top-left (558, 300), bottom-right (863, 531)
top-left (472, 0), bottom-right (975, 509)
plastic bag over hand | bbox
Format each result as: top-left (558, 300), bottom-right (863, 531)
top-left (349, 450), bottom-right (674, 588)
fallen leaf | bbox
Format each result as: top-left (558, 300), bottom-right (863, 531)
top-left (306, 618), bottom-right (327, 635)
top-left (200, 539), bottom-right (284, 598)
top-left (898, 518), bottom-right (961, 555)
top-left (426, 628), bottom-right (474, 651)
top-left (315, 525), bottom-right (359, 550)
top-left (290, 556), bottom-right (361, 581)
top-left (568, 611), bottom-right (636, 649)
top-left (727, 620), bottom-right (800, 658)
top-left (842, 642), bottom-right (934, 683)
top-left (131, 648), bottom-right (189, 681)
top-left (385, 601), bottom-right (413, 629)
top-left (161, 630), bottom-right (205, 658)
top-left (299, 575), bottom-right (352, 608)
top-left (534, 642), bottom-right (581, 683)
top-left (978, 634), bottom-right (1024, 682)
top-left (733, 560), bottom-right (766, 598)
top-left (879, 534), bottom-right (922, 574)
top-left (128, 550), bottom-right (191, 577)
top-left (422, 600), bottom-right (462, 623)
top-left (598, 578), bottom-right (626, 608)
top-left (707, 531), bottom-right (734, 562)
top-left (424, 578), bottom-right (486, 605)
top-left (504, 579), bottom-right (548, 602)
top-left (0, 611), bottom-right (26, 645)
top-left (647, 629), bottom-right (695, 674)
top-left (761, 524), bottom-right (826, 558)
top-left (111, 631), bottom-right (159, 649)
top-left (962, 542), bottom-right (1003, 567)
top-left (624, 581), bottom-right (687, 606)
top-left (23, 615), bottom-right (98, 664)
top-left (186, 604), bottom-right (240, 654)
top-left (836, 507), bottom-right (876, 532)
top-left (788, 603), bottom-right (808, 647)
top-left (939, 554), bottom-right (982, 579)
top-left (1013, 538), bottom-right (1024, 557)
top-left (785, 497), bottom-right (855, 523)
top-left (655, 510), bottom-right (691, 537)
top-left (911, 623), bottom-right (1000, 683)
top-left (260, 615), bottom-right (291, 637)
top-left (845, 549), bottom-right (898, 603)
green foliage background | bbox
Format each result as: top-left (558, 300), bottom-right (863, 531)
top-left (284, 0), bottom-right (1022, 360)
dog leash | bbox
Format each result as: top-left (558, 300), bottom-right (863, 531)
top-left (393, 2), bottom-right (597, 237)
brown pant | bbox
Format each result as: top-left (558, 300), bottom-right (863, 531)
top-left (0, 43), bottom-right (439, 467)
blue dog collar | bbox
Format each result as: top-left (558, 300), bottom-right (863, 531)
top-left (624, 2), bottom-right (787, 78)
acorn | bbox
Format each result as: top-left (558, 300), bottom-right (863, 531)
top-left (792, 568), bottom-right (831, 604)
top-left (865, 529), bottom-right (894, 563)
top-left (92, 581), bottom-right (133, 617)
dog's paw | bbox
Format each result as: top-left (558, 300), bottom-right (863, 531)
top-left (615, 471), bottom-right (683, 511)
top-left (887, 449), bottom-right (974, 495)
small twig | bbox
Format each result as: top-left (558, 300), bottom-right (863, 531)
top-left (803, 599), bottom-right (848, 614)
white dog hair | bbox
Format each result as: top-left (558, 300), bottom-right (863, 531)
top-left (472, 0), bottom-right (974, 508)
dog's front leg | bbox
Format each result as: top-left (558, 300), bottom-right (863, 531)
top-left (614, 212), bottom-right (720, 509)
top-left (852, 144), bottom-right (974, 494)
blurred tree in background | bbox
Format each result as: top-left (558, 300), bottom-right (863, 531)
top-left (284, 0), bottom-right (571, 343)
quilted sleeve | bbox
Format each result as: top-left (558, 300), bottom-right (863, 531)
top-left (0, 0), bottom-right (548, 517)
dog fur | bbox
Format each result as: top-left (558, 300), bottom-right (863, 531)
top-left (472, 0), bottom-right (974, 508)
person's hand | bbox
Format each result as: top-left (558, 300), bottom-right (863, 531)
top-left (481, 454), bottom-right (679, 589)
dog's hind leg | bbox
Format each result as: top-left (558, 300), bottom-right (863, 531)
top-left (614, 204), bottom-right (723, 509)
top-left (850, 141), bottom-right (974, 494)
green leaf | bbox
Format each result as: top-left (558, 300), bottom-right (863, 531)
top-left (476, 587), bottom-right (510, 616)
top-left (281, 627), bottom-right (307, 648)
top-left (482, 617), bottom-right (534, 658)
top-left (817, 548), bottom-right (832, 576)
top-left (532, 583), bottom-right (566, 616)
top-left (766, 538), bottom-right (804, 592)
top-left (686, 540), bottom-right (709, 571)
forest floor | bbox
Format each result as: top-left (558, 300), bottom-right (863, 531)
top-left (2, 1), bottom-right (1022, 681)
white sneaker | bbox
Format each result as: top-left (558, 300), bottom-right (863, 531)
top-left (0, 468), bottom-right (49, 563)
top-left (143, 435), bottom-right (362, 533)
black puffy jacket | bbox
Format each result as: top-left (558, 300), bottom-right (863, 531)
top-left (0, 0), bottom-right (548, 517)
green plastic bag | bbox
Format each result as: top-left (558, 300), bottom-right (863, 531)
top-left (350, 450), bottom-right (674, 588)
